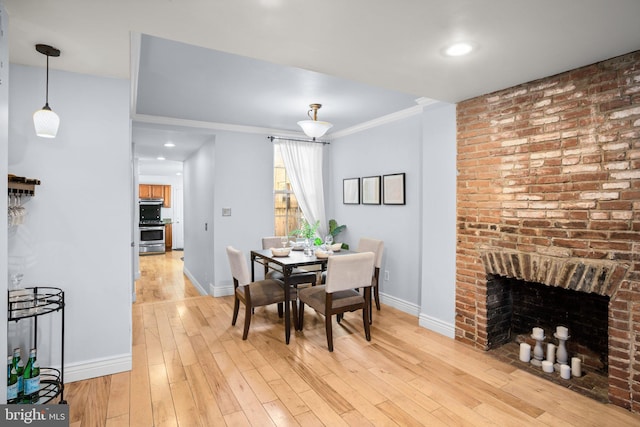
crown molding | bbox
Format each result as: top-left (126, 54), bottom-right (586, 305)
top-left (330, 97), bottom-right (438, 139)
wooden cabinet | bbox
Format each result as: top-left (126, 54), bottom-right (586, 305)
top-left (165, 224), bottom-right (172, 251)
top-left (162, 185), bottom-right (171, 208)
top-left (139, 184), bottom-right (172, 208)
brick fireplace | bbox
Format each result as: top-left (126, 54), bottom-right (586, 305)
top-left (456, 50), bottom-right (640, 411)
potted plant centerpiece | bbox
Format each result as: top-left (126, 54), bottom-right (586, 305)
top-left (290, 218), bottom-right (321, 255)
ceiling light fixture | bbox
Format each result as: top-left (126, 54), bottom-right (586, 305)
top-left (157, 156), bottom-right (165, 160)
top-left (445, 42), bottom-right (473, 57)
top-left (33, 44), bottom-right (61, 138)
top-left (164, 142), bottom-right (175, 147)
top-left (297, 103), bottom-right (333, 139)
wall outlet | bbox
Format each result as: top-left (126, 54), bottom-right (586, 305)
top-left (384, 270), bottom-right (390, 281)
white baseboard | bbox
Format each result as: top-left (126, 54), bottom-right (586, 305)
top-left (380, 292), bottom-right (455, 338)
top-left (211, 283), bottom-right (234, 297)
top-left (418, 313), bottom-right (455, 338)
top-left (379, 292), bottom-right (420, 317)
top-left (64, 354), bottom-right (131, 383)
top-left (183, 267), bottom-right (208, 296)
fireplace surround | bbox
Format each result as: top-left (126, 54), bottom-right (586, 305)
top-left (456, 50), bottom-right (640, 411)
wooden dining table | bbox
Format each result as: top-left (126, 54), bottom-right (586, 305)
top-left (250, 248), bottom-right (352, 344)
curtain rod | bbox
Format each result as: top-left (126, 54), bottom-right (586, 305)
top-left (267, 136), bottom-right (330, 145)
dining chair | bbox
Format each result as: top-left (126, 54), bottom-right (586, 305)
top-left (356, 237), bottom-right (384, 323)
top-left (226, 246), bottom-right (293, 340)
top-left (298, 252), bottom-right (375, 352)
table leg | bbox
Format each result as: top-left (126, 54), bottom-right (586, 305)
top-left (284, 275), bottom-right (291, 344)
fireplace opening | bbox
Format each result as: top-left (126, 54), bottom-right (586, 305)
top-left (485, 274), bottom-right (610, 402)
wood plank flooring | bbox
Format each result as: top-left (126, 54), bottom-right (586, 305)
top-left (65, 250), bottom-right (640, 426)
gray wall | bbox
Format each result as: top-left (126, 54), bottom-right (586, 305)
top-left (0, 0), bottom-right (9, 403)
top-left (8, 64), bottom-right (133, 381)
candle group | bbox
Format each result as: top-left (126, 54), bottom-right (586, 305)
top-left (519, 343), bottom-right (531, 362)
top-left (571, 357), bottom-right (582, 377)
top-left (532, 327), bottom-right (544, 339)
top-left (560, 364), bottom-right (571, 379)
top-left (542, 360), bottom-right (554, 373)
top-left (556, 325), bottom-right (568, 339)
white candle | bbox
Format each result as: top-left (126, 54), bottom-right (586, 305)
top-left (561, 364), bottom-right (571, 379)
top-left (542, 360), bottom-right (554, 373)
top-left (571, 357), bottom-right (582, 377)
top-left (556, 326), bottom-right (568, 338)
top-left (546, 343), bottom-right (556, 363)
top-left (519, 343), bottom-right (531, 362)
top-left (533, 327), bottom-right (544, 339)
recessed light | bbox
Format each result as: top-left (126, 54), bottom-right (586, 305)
top-left (445, 42), bottom-right (473, 57)
top-left (157, 156), bottom-right (165, 160)
top-left (176, 172), bottom-right (182, 176)
top-left (164, 142), bottom-right (175, 147)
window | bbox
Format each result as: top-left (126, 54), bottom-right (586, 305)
top-left (274, 145), bottom-right (302, 236)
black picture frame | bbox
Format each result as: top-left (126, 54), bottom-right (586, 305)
top-left (362, 176), bottom-right (381, 205)
top-left (383, 173), bottom-right (406, 205)
top-left (343, 178), bottom-right (360, 204)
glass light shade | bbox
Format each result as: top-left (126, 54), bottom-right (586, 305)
top-left (33, 107), bottom-right (60, 138)
top-left (297, 120), bottom-right (333, 138)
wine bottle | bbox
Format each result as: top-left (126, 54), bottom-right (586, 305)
top-left (11, 348), bottom-right (23, 398)
top-left (22, 348), bottom-right (40, 404)
top-left (7, 356), bottom-right (18, 403)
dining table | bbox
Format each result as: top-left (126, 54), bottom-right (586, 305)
top-left (250, 247), bottom-right (352, 344)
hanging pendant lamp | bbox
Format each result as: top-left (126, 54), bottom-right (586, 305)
top-left (33, 44), bottom-right (61, 138)
top-left (297, 103), bottom-right (332, 139)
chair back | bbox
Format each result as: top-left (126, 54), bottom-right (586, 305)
top-left (325, 252), bottom-right (375, 293)
top-left (357, 237), bottom-right (384, 269)
top-left (261, 236), bottom-right (282, 249)
top-left (226, 246), bottom-right (251, 286)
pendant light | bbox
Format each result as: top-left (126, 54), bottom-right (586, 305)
top-left (297, 103), bottom-right (333, 139)
top-left (33, 44), bottom-right (61, 138)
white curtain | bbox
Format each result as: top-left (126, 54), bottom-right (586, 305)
top-left (275, 139), bottom-right (327, 238)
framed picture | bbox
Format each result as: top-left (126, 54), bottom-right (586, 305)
top-left (362, 176), bottom-right (381, 205)
top-left (343, 178), bottom-right (360, 204)
top-left (383, 173), bottom-right (406, 205)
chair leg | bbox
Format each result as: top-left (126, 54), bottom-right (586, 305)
top-left (291, 299), bottom-right (299, 330)
top-left (337, 313), bottom-right (343, 323)
top-left (298, 301), bottom-right (305, 329)
top-left (363, 303), bottom-right (371, 342)
top-left (374, 285), bottom-right (381, 310)
top-left (242, 304), bottom-right (252, 340)
top-left (232, 297), bottom-right (240, 326)
top-left (369, 288), bottom-right (373, 325)
top-left (277, 302), bottom-right (283, 318)
top-left (326, 314), bottom-right (334, 352)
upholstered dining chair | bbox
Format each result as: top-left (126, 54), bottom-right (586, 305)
top-left (356, 237), bottom-right (384, 322)
top-left (226, 246), bottom-right (292, 340)
top-left (298, 252), bottom-right (375, 352)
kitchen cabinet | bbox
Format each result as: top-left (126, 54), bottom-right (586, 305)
top-left (139, 184), bottom-right (171, 207)
top-left (165, 224), bottom-right (172, 250)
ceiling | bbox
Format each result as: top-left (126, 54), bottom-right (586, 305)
top-left (5, 0), bottom-right (640, 174)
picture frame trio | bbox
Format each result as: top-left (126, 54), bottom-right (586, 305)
top-left (343, 173), bottom-right (405, 205)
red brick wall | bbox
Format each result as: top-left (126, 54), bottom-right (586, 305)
top-left (456, 50), bottom-right (640, 411)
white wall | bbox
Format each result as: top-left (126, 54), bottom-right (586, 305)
top-left (8, 64), bottom-right (132, 381)
top-left (419, 103), bottom-right (457, 337)
top-left (183, 140), bottom-right (215, 295)
top-left (331, 113), bottom-right (423, 315)
top-left (0, 0), bottom-right (9, 403)
top-left (182, 131), bottom-right (275, 296)
top-left (330, 103), bottom-right (457, 335)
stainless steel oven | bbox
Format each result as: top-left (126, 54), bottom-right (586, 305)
top-left (140, 225), bottom-right (165, 254)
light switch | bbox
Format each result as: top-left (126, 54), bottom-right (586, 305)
top-left (222, 207), bottom-right (231, 216)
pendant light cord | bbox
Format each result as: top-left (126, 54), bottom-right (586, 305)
top-left (45, 54), bottom-right (50, 106)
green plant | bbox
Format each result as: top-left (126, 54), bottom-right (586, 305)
top-left (328, 219), bottom-right (349, 249)
top-left (289, 218), bottom-right (320, 242)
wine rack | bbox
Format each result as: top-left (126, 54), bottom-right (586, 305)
top-left (8, 286), bottom-right (66, 404)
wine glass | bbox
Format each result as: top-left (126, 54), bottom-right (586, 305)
top-left (324, 234), bottom-right (333, 250)
top-left (281, 236), bottom-right (288, 248)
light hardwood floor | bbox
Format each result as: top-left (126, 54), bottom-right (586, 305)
top-left (65, 250), bottom-right (640, 426)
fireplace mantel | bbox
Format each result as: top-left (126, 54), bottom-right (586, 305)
top-left (479, 248), bottom-right (629, 297)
